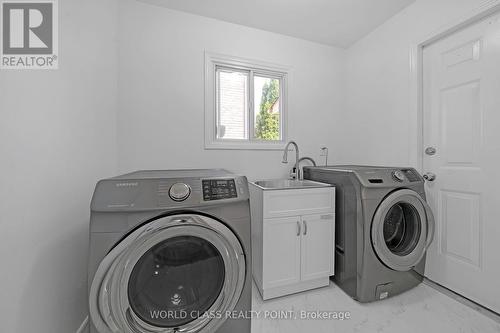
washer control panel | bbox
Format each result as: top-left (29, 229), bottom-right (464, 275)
top-left (352, 167), bottom-right (423, 187)
top-left (202, 179), bottom-right (237, 201)
top-left (392, 170), bottom-right (406, 182)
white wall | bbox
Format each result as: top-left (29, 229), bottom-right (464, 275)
top-left (117, 0), bottom-right (346, 180)
top-left (0, 0), bottom-right (117, 332)
top-left (342, 0), bottom-right (490, 167)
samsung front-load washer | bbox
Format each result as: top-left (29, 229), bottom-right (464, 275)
top-left (304, 166), bottom-right (435, 302)
top-left (88, 169), bottom-right (251, 333)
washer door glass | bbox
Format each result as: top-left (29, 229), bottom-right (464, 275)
top-left (128, 236), bottom-right (225, 328)
top-left (383, 203), bottom-right (422, 256)
top-left (371, 190), bottom-right (429, 271)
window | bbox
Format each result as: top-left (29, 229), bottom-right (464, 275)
top-left (205, 53), bottom-right (289, 149)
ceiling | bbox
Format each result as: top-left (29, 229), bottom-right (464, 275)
top-left (137, 0), bottom-right (416, 48)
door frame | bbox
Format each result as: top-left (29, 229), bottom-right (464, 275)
top-left (409, 0), bottom-right (500, 172)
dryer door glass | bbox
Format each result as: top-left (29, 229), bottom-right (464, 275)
top-left (89, 214), bottom-right (246, 333)
top-left (383, 203), bottom-right (422, 256)
top-left (127, 236), bottom-right (225, 328)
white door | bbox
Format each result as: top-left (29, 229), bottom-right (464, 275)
top-left (300, 214), bottom-right (333, 281)
top-left (423, 12), bottom-right (500, 312)
top-left (263, 216), bottom-right (301, 288)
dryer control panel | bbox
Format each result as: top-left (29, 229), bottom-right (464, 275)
top-left (202, 179), bottom-right (237, 201)
top-left (91, 170), bottom-right (249, 212)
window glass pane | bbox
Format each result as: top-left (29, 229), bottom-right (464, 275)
top-left (217, 69), bottom-right (248, 140)
top-left (254, 76), bottom-right (281, 141)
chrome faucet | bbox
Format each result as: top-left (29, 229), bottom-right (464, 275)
top-left (298, 156), bottom-right (317, 167)
top-left (296, 157), bottom-right (316, 180)
top-left (282, 141), bottom-right (300, 179)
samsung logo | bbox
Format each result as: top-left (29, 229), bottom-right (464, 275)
top-left (115, 182), bottom-right (138, 188)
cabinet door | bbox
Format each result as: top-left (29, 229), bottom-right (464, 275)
top-left (263, 216), bottom-right (301, 288)
top-left (301, 214), bottom-right (334, 281)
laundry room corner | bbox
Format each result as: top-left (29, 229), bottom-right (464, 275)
top-left (0, 0), bottom-right (119, 332)
top-left (342, 0), bottom-right (496, 167)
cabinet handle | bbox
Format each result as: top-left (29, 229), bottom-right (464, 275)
top-left (303, 220), bottom-right (308, 236)
top-left (297, 221), bottom-right (301, 236)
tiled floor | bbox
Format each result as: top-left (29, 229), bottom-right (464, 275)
top-left (251, 281), bottom-right (500, 333)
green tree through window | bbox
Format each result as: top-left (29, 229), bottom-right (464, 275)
top-left (255, 79), bottom-right (280, 140)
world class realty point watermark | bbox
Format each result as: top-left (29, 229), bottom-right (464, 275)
top-left (149, 310), bottom-right (352, 321)
top-left (1, 0), bottom-right (58, 69)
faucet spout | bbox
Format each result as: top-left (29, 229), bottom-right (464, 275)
top-left (296, 157), bottom-right (317, 180)
top-left (282, 141), bottom-right (300, 179)
top-left (298, 156), bottom-right (317, 167)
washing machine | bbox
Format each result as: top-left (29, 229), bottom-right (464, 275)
top-left (88, 169), bottom-right (251, 333)
top-left (303, 165), bottom-right (435, 302)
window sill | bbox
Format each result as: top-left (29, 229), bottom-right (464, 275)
top-left (204, 140), bottom-right (286, 151)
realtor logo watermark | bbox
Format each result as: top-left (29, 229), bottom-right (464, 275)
top-left (1, 0), bottom-right (58, 69)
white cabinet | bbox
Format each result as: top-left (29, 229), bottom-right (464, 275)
top-left (301, 213), bottom-right (334, 281)
top-left (250, 184), bottom-right (335, 300)
top-left (263, 217), bottom-right (301, 289)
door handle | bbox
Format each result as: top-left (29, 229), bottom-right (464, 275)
top-left (423, 172), bottom-right (436, 182)
top-left (425, 147), bottom-right (437, 156)
top-left (297, 221), bottom-right (301, 236)
top-left (303, 220), bottom-right (308, 236)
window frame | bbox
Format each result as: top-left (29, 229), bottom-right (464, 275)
top-left (205, 52), bottom-right (290, 150)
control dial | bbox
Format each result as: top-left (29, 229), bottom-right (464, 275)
top-left (392, 170), bottom-right (405, 182)
top-left (169, 183), bottom-right (191, 201)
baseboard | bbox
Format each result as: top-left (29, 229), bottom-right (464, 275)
top-left (423, 278), bottom-right (500, 323)
top-left (260, 277), bottom-right (330, 300)
top-left (76, 316), bottom-right (89, 333)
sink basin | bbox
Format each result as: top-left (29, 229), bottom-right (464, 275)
top-left (251, 179), bottom-right (331, 190)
